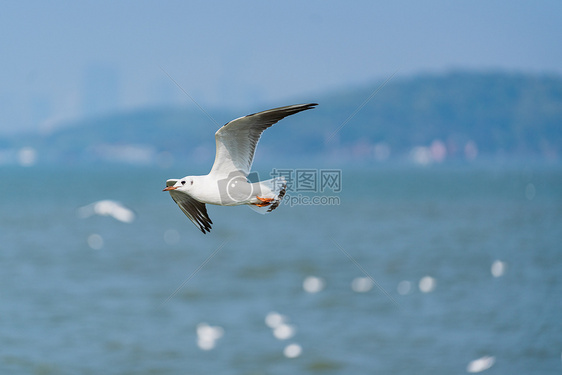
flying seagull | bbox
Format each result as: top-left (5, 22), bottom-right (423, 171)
top-left (163, 103), bottom-right (318, 233)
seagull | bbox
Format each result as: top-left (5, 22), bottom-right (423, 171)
top-left (77, 200), bottom-right (136, 223)
top-left (163, 103), bottom-right (318, 233)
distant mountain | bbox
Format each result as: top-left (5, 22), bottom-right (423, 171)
top-left (3, 71), bottom-right (562, 166)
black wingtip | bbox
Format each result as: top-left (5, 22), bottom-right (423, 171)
top-left (201, 221), bottom-right (212, 234)
top-left (297, 103), bottom-right (317, 116)
top-left (288, 103), bottom-right (318, 114)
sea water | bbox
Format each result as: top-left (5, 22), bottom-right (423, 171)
top-left (1, 164), bottom-right (561, 374)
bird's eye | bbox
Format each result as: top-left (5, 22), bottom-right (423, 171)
top-left (190, 180), bottom-right (193, 185)
top-left (181, 180), bottom-right (186, 185)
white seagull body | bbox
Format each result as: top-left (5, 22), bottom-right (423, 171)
top-left (163, 103), bottom-right (317, 233)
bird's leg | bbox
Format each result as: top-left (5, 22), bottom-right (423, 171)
top-left (255, 196), bottom-right (274, 207)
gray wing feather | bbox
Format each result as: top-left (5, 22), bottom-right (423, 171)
top-left (169, 190), bottom-right (213, 234)
top-left (209, 103), bottom-right (317, 177)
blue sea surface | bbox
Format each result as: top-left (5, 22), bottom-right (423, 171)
top-left (1, 164), bottom-right (561, 374)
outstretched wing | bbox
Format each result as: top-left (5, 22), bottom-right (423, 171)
top-left (209, 103), bottom-right (317, 178)
top-left (168, 187), bottom-right (213, 234)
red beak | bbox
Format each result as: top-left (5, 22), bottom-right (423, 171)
top-left (162, 186), bottom-right (178, 191)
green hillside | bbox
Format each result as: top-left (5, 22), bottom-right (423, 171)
top-left (6, 71), bottom-right (562, 164)
top-left (315, 71), bottom-right (562, 157)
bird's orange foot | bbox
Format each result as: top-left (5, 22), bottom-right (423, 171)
top-left (257, 196), bottom-right (274, 203)
top-left (255, 196), bottom-right (274, 207)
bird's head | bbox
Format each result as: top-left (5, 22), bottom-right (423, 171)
top-left (163, 177), bottom-right (195, 193)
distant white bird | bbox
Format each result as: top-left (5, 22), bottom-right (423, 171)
top-left (77, 200), bottom-right (136, 223)
top-left (163, 103), bottom-right (317, 233)
top-left (467, 355), bottom-right (495, 373)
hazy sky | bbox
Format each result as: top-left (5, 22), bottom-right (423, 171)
top-left (2, 1), bottom-right (561, 134)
